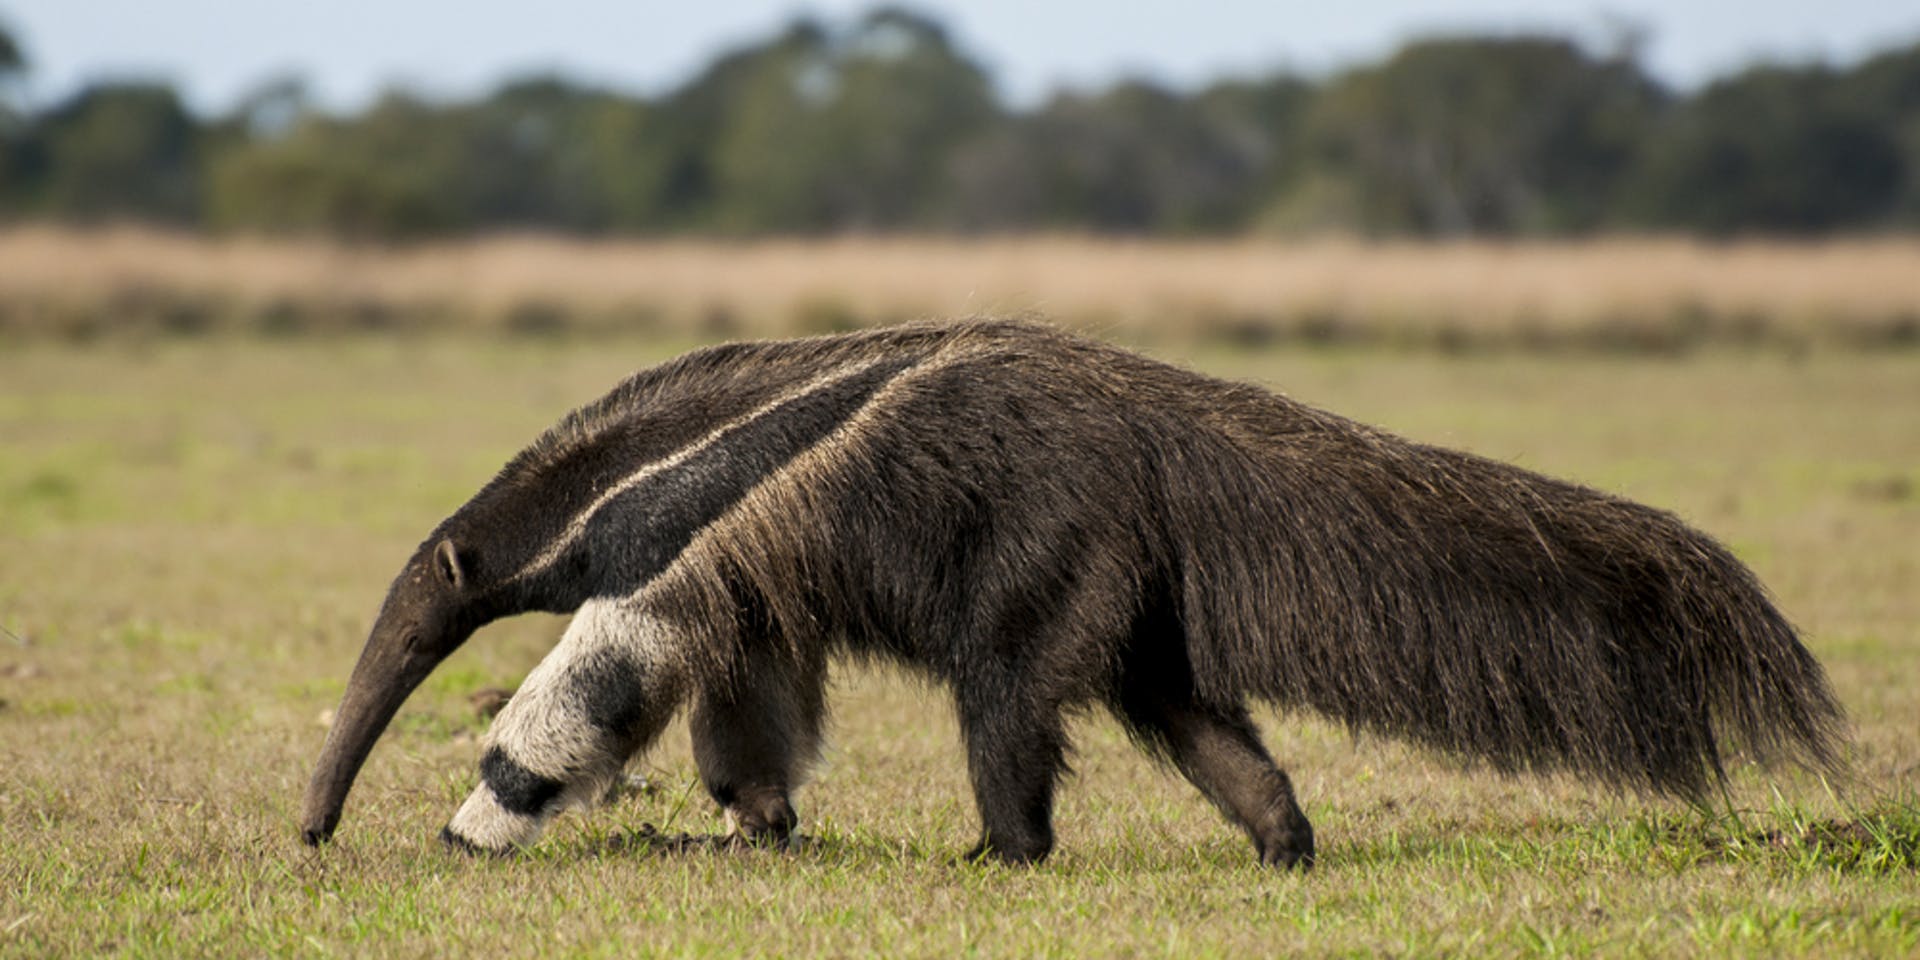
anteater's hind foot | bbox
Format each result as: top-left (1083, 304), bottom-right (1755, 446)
top-left (1251, 794), bottom-right (1315, 870)
top-left (1121, 696), bottom-right (1316, 870)
top-left (962, 824), bottom-right (1055, 866)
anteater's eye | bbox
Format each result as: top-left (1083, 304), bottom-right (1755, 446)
top-left (403, 633), bottom-right (421, 653)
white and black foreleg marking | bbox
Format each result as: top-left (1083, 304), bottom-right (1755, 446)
top-left (443, 599), bottom-right (688, 853)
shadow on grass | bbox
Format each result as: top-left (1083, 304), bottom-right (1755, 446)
top-left (1333, 796), bottom-right (1920, 876)
top-left (543, 824), bottom-right (924, 869)
top-left (435, 793), bottom-right (1920, 876)
top-left (1688, 800), bottom-right (1920, 874)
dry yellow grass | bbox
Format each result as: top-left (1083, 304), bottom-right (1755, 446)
top-left (3, 227), bottom-right (1918, 347)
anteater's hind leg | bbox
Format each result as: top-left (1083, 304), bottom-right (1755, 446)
top-left (956, 685), bottom-right (1068, 866)
top-left (1120, 694), bottom-right (1315, 870)
top-left (690, 646), bottom-right (827, 845)
top-left (442, 600), bottom-right (688, 853)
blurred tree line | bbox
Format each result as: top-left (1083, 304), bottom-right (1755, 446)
top-left (3, 8), bottom-right (1919, 239)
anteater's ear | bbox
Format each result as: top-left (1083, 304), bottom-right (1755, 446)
top-left (434, 538), bottom-right (467, 591)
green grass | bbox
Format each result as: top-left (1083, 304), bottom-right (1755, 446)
top-left (2, 337), bottom-right (1917, 956)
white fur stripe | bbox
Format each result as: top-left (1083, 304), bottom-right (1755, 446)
top-left (635, 343), bottom-right (992, 603)
top-left (505, 354), bottom-right (902, 586)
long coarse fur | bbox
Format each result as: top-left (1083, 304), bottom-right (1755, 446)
top-left (620, 320), bottom-right (1841, 793)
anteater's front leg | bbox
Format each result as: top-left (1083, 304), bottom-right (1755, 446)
top-left (690, 646), bottom-right (826, 845)
top-left (442, 600), bottom-right (687, 853)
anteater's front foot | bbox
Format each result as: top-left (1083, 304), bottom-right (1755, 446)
top-left (439, 825), bottom-right (511, 857)
top-left (441, 784), bottom-right (544, 854)
top-left (722, 787), bottom-right (799, 847)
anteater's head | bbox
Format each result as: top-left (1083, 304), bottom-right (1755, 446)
top-left (301, 537), bottom-right (482, 846)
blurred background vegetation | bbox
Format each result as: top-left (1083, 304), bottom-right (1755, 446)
top-left (3, 6), bottom-right (1919, 242)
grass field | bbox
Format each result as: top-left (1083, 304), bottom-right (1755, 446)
top-left (2, 333), bottom-right (1917, 956)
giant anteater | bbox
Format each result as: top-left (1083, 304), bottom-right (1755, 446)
top-left (300, 320), bottom-right (1843, 868)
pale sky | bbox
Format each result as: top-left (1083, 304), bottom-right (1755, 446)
top-left (4, 0), bottom-right (1919, 113)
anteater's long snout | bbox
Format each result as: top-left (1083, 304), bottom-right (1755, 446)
top-left (300, 629), bottom-right (443, 845)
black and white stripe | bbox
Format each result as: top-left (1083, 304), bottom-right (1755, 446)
top-left (447, 347), bottom-right (945, 849)
top-left (503, 352), bottom-right (918, 594)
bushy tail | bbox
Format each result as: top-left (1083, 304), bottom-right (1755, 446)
top-left (1183, 437), bottom-right (1848, 800)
